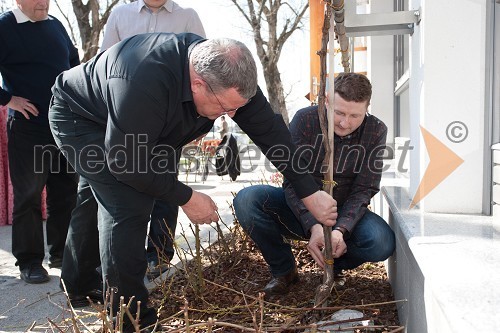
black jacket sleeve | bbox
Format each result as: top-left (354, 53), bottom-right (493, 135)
top-left (104, 77), bottom-right (193, 206)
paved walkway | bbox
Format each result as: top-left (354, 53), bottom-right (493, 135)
top-left (0, 147), bottom-right (275, 332)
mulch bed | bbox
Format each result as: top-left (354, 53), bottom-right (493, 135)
top-left (149, 224), bottom-right (401, 332)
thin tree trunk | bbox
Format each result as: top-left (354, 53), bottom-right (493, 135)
top-left (230, 0), bottom-right (308, 126)
top-left (63, 0), bottom-right (120, 61)
top-left (263, 63), bottom-right (289, 124)
top-left (332, 0), bottom-right (350, 72)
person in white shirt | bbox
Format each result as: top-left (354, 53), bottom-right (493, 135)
top-left (60, 1), bottom-right (206, 305)
top-left (101, 0), bottom-right (205, 50)
top-left (103, 0), bottom-right (206, 277)
top-left (101, 0), bottom-right (206, 278)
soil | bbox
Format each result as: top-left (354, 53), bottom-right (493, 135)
top-left (149, 224), bottom-right (401, 332)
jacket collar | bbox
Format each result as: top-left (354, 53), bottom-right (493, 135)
top-left (181, 39), bottom-right (205, 103)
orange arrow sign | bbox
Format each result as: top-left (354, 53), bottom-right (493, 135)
top-left (410, 126), bottom-right (464, 209)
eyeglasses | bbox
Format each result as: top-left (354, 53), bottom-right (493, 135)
top-left (204, 80), bottom-right (251, 114)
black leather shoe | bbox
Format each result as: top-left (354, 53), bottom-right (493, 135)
top-left (20, 264), bottom-right (49, 284)
top-left (48, 257), bottom-right (63, 268)
top-left (67, 289), bottom-right (104, 308)
top-left (263, 266), bottom-right (299, 297)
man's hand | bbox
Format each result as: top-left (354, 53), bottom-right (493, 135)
top-left (7, 96), bottom-right (39, 119)
top-left (307, 224), bottom-right (347, 269)
top-left (181, 190), bottom-right (219, 224)
top-left (301, 190), bottom-right (337, 226)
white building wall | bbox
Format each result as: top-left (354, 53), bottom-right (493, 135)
top-left (368, 34), bottom-right (394, 148)
top-left (409, 0), bottom-right (488, 213)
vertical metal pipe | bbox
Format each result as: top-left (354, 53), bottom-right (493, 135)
top-left (349, 37), bottom-right (355, 72)
top-left (393, 0), bottom-right (404, 138)
top-left (483, 0), bottom-right (498, 215)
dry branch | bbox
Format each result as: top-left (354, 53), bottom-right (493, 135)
top-left (47, 206), bottom-right (401, 332)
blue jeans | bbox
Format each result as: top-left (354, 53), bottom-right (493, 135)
top-left (233, 185), bottom-right (395, 277)
top-left (49, 96), bottom-right (156, 323)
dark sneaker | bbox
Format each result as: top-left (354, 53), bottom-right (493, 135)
top-left (146, 260), bottom-right (170, 280)
top-left (20, 264), bottom-right (49, 284)
top-left (48, 257), bottom-right (63, 268)
top-left (67, 289), bottom-right (104, 308)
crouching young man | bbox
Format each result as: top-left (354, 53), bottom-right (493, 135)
top-left (233, 73), bottom-right (395, 297)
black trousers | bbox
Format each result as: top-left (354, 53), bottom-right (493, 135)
top-left (7, 116), bottom-right (77, 269)
top-left (147, 200), bottom-right (179, 263)
top-left (60, 176), bottom-right (101, 294)
top-left (49, 99), bottom-right (156, 322)
top-left (61, 176), bottom-right (178, 294)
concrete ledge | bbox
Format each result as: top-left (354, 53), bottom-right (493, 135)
top-left (380, 186), bottom-right (500, 333)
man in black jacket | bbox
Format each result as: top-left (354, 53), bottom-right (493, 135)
top-left (49, 33), bottom-right (337, 330)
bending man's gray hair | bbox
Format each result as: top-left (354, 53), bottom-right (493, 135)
top-left (190, 39), bottom-right (257, 99)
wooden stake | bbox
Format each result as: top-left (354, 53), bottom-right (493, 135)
top-left (314, 0), bottom-right (335, 308)
top-left (313, 0), bottom-right (350, 308)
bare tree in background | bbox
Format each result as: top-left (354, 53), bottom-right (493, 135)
top-left (54, 0), bottom-right (126, 62)
top-left (230, 0), bottom-right (308, 124)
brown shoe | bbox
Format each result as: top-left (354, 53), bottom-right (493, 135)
top-left (263, 266), bottom-right (299, 297)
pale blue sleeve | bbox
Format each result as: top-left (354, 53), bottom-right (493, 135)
top-left (187, 9), bottom-right (206, 38)
top-left (100, 11), bottom-right (120, 51)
